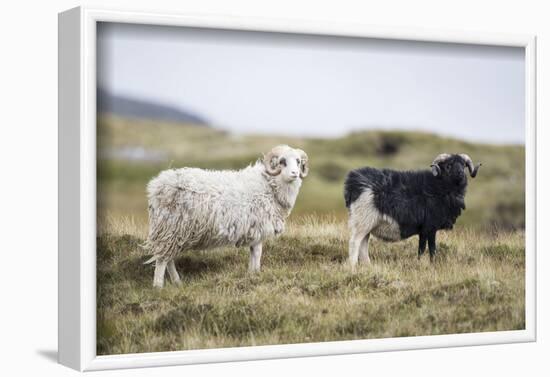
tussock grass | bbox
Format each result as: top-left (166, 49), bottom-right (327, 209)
top-left (96, 116), bottom-right (525, 354)
top-left (97, 215), bottom-right (525, 355)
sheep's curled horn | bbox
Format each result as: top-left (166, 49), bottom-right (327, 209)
top-left (459, 153), bottom-right (482, 178)
top-left (263, 149), bottom-right (281, 176)
top-left (430, 153), bottom-right (482, 178)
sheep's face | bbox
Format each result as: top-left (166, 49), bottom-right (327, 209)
top-left (431, 153), bottom-right (482, 185)
top-left (434, 155), bottom-right (468, 185)
top-left (278, 149), bottom-right (304, 183)
top-left (264, 145), bottom-right (309, 183)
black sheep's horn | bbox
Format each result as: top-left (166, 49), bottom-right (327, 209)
top-left (459, 154), bottom-right (482, 178)
top-left (430, 164), bottom-right (441, 177)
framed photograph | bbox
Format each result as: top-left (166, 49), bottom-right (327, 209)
top-left (58, 6), bottom-right (536, 371)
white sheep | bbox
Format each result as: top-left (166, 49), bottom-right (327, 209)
top-left (144, 145), bottom-right (309, 288)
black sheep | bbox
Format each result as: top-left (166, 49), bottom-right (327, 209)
top-left (344, 153), bottom-right (481, 266)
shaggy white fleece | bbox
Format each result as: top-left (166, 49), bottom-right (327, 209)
top-left (144, 145), bottom-right (308, 287)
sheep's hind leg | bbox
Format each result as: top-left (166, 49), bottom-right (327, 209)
top-left (348, 204), bottom-right (377, 270)
top-left (358, 234), bottom-right (371, 265)
top-left (167, 260), bottom-right (182, 286)
top-left (418, 234), bottom-right (427, 259)
top-left (349, 229), bottom-right (370, 270)
top-left (428, 232), bottom-right (437, 262)
top-left (249, 243), bottom-right (263, 273)
top-left (153, 260), bottom-right (168, 288)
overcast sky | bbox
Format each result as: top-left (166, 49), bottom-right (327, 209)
top-left (97, 22), bottom-right (525, 144)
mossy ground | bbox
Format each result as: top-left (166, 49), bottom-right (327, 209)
top-left (97, 216), bottom-right (525, 355)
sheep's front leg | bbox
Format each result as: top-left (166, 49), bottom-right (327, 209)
top-left (167, 260), bottom-right (182, 286)
top-left (153, 260), bottom-right (168, 288)
top-left (249, 243), bottom-right (263, 272)
top-left (418, 234), bottom-right (427, 259)
top-left (428, 232), bottom-right (437, 262)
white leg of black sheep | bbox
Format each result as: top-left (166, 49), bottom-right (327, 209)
top-left (358, 234), bottom-right (371, 265)
top-left (348, 189), bottom-right (380, 269)
top-left (349, 229), bottom-right (371, 269)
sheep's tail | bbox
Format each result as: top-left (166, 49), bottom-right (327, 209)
top-left (141, 238), bottom-right (158, 265)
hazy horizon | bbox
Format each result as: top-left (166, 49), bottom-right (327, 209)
top-left (97, 22), bottom-right (526, 145)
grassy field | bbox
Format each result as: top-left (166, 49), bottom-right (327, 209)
top-left (96, 114), bottom-right (526, 355)
top-left (97, 216), bottom-right (524, 355)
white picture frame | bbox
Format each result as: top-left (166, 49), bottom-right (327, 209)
top-left (58, 6), bottom-right (537, 371)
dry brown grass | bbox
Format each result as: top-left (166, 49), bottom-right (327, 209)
top-left (96, 115), bottom-right (525, 355)
top-left (97, 215), bottom-right (525, 355)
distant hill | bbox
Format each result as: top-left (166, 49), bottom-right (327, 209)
top-left (98, 115), bottom-right (525, 230)
top-left (97, 88), bottom-right (209, 126)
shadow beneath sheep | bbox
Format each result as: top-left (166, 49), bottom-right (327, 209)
top-left (114, 254), bottom-right (232, 286)
top-left (173, 254), bottom-right (236, 277)
top-left (118, 257), bottom-right (153, 285)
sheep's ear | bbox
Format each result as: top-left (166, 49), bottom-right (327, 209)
top-left (295, 148), bottom-right (309, 178)
top-left (431, 164), bottom-right (441, 176)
